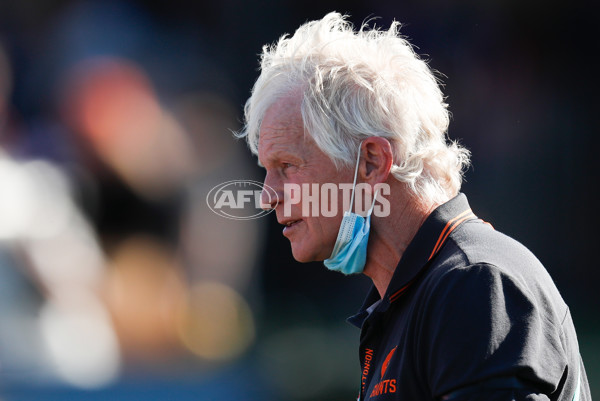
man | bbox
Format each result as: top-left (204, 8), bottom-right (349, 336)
top-left (237, 12), bottom-right (591, 400)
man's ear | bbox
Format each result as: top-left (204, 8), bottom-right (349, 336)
top-left (360, 137), bottom-right (393, 184)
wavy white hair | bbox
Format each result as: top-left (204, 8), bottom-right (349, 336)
top-left (238, 12), bottom-right (470, 205)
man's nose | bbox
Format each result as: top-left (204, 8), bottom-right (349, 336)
top-left (260, 176), bottom-right (281, 211)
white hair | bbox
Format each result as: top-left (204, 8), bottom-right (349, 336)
top-left (238, 12), bottom-right (470, 205)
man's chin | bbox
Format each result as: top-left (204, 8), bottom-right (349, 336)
top-left (290, 250), bottom-right (314, 263)
top-left (290, 244), bottom-right (328, 263)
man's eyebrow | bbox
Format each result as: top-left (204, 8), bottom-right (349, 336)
top-left (257, 150), bottom-right (280, 169)
top-left (261, 149), bottom-right (303, 165)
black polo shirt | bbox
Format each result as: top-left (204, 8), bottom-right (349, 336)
top-left (348, 194), bottom-right (590, 400)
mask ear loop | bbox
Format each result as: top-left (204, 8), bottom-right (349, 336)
top-left (347, 141), bottom-right (363, 214)
top-left (367, 187), bottom-right (380, 217)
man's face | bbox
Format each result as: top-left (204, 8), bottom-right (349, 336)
top-left (258, 93), bottom-right (350, 262)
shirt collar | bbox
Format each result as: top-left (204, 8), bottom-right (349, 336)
top-left (348, 193), bottom-right (476, 328)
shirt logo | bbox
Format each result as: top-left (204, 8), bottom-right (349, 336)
top-left (368, 347), bottom-right (398, 398)
top-left (380, 347), bottom-right (397, 379)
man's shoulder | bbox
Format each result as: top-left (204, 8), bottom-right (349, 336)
top-left (446, 219), bottom-right (540, 266)
top-left (419, 220), bottom-right (567, 323)
top-left (434, 219), bottom-right (550, 284)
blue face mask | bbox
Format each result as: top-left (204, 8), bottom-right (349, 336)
top-left (324, 146), bottom-right (379, 275)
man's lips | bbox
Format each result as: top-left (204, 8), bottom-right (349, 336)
top-left (280, 219), bottom-right (302, 235)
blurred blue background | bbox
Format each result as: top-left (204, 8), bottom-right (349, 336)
top-left (0, 0), bottom-right (597, 400)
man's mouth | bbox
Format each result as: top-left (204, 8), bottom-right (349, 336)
top-left (281, 219), bottom-right (302, 235)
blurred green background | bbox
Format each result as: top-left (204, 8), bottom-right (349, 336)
top-left (0, 0), bottom-right (597, 400)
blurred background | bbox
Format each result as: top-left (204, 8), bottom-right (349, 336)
top-left (0, 0), bottom-right (597, 400)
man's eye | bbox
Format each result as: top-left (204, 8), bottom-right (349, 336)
top-left (282, 163), bottom-right (293, 169)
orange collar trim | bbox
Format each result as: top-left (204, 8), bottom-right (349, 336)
top-left (389, 208), bottom-right (476, 303)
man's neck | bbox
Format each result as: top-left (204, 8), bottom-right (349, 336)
top-left (363, 185), bottom-right (438, 298)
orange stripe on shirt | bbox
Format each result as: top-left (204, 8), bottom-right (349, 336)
top-left (427, 208), bottom-right (472, 261)
top-left (390, 208), bottom-right (476, 303)
top-left (429, 212), bottom-right (476, 261)
top-left (390, 282), bottom-right (413, 302)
